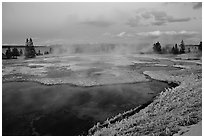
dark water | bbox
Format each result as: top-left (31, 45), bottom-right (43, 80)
top-left (3, 81), bottom-right (171, 136)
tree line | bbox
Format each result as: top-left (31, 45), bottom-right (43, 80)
top-left (3, 47), bottom-right (23, 59)
top-left (153, 40), bottom-right (202, 54)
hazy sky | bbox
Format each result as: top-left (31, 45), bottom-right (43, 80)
top-left (2, 2), bottom-right (202, 46)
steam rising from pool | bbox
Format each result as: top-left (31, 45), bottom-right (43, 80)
top-left (50, 42), bottom-right (152, 55)
top-left (3, 80), bottom-right (170, 136)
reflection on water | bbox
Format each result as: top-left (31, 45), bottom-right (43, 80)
top-left (3, 81), bottom-right (170, 136)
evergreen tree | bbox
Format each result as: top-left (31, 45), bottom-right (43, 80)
top-left (20, 49), bottom-right (23, 55)
top-left (198, 41), bottom-right (202, 51)
top-left (171, 46), bottom-right (175, 54)
top-left (172, 44), bottom-right (179, 54)
top-left (174, 44), bottom-right (179, 54)
top-left (24, 38), bottom-right (36, 58)
top-left (6, 47), bottom-right (12, 59)
top-left (179, 40), bottom-right (185, 54)
top-left (38, 50), bottom-right (41, 54)
top-left (153, 41), bottom-right (162, 53)
top-left (12, 48), bottom-right (20, 58)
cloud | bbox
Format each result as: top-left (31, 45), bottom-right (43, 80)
top-left (80, 19), bottom-right (113, 27)
top-left (126, 10), bottom-right (191, 27)
top-left (137, 30), bottom-right (198, 37)
top-left (163, 2), bottom-right (202, 10)
top-left (162, 2), bottom-right (177, 5)
top-left (115, 32), bottom-right (136, 38)
top-left (103, 32), bottom-right (112, 36)
top-left (152, 21), bottom-right (166, 26)
top-left (126, 15), bottom-right (143, 27)
top-left (167, 17), bottom-right (191, 22)
top-left (148, 10), bottom-right (191, 25)
top-left (193, 2), bottom-right (202, 9)
top-left (103, 32), bottom-right (135, 39)
top-left (116, 32), bottom-right (126, 37)
top-left (44, 39), bottom-right (66, 45)
top-left (103, 30), bottom-right (198, 41)
top-left (136, 30), bottom-right (199, 44)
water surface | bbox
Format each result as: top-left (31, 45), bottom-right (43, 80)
top-left (3, 80), bottom-right (170, 136)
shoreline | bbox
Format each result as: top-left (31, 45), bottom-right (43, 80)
top-left (88, 76), bottom-right (179, 135)
top-left (89, 63), bottom-right (202, 136)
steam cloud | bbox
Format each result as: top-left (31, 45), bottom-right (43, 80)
top-left (49, 42), bottom-right (153, 55)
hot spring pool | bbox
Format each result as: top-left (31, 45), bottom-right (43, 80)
top-left (3, 80), bottom-right (175, 136)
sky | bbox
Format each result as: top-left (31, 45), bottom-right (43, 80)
top-left (2, 2), bottom-right (202, 46)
